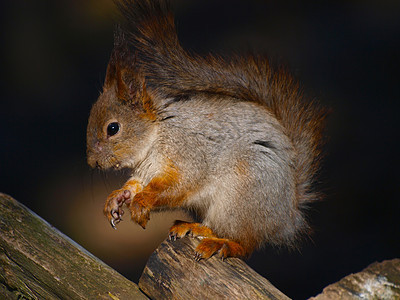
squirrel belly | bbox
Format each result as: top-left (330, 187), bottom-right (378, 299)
top-left (86, 0), bottom-right (327, 260)
top-left (160, 96), bottom-right (305, 254)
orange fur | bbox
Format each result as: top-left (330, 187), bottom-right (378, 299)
top-left (128, 162), bottom-right (183, 228)
top-left (195, 238), bottom-right (247, 260)
top-left (124, 179), bottom-right (144, 194)
top-left (139, 83), bottom-right (158, 121)
top-left (169, 221), bottom-right (216, 239)
top-left (169, 221), bottom-right (253, 260)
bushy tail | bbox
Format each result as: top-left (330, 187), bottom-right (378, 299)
top-left (114, 0), bottom-right (328, 205)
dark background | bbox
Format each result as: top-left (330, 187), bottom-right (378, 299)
top-left (1, 0), bottom-right (399, 299)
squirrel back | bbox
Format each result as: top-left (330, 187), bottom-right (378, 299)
top-left (87, 0), bottom-right (327, 258)
top-left (115, 0), bottom-right (327, 207)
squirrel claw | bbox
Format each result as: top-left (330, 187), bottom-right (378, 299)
top-left (169, 232), bottom-right (177, 241)
top-left (104, 186), bottom-right (136, 229)
top-left (110, 218), bottom-right (117, 229)
top-left (110, 208), bottom-right (123, 229)
top-left (194, 252), bottom-right (203, 261)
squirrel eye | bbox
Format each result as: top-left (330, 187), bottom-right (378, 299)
top-left (107, 122), bottom-right (120, 137)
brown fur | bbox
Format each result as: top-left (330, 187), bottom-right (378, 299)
top-left (116, 0), bottom-right (328, 207)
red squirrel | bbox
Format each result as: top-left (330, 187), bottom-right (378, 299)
top-left (86, 0), bottom-right (327, 260)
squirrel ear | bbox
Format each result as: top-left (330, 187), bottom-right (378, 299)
top-left (103, 29), bottom-right (141, 103)
top-left (139, 81), bottom-right (157, 121)
top-left (103, 54), bottom-right (157, 120)
top-left (115, 63), bottom-right (140, 103)
top-left (103, 54), bottom-right (117, 92)
top-left (102, 26), bottom-right (157, 119)
top-left (103, 51), bottom-right (141, 103)
top-left (104, 26), bottom-right (132, 94)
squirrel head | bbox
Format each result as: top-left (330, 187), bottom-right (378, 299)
top-left (86, 44), bottom-right (158, 170)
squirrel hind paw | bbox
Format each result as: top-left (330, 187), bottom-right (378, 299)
top-left (194, 238), bottom-right (247, 260)
top-left (168, 221), bottom-right (216, 241)
top-left (168, 222), bottom-right (248, 260)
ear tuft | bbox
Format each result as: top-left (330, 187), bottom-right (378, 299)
top-left (102, 26), bottom-right (157, 120)
top-left (103, 27), bottom-right (140, 102)
top-left (103, 50), bottom-right (143, 105)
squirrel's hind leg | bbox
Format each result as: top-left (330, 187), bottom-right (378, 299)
top-left (169, 220), bottom-right (216, 241)
top-left (195, 237), bottom-right (248, 260)
top-left (168, 221), bottom-right (249, 260)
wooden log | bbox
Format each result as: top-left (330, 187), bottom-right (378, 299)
top-left (4, 191), bottom-right (398, 300)
top-left (139, 237), bottom-right (290, 300)
top-left (0, 191), bottom-right (289, 300)
top-left (310, 258), bottom-right (400, 299)
top-left (0, 193), bottom-right (148, 300)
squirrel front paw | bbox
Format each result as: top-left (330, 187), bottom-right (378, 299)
top-left (104, 180), bottom-right (143, 229)
top-left (128, 200), bottom-right (150, 229)
top-left (104, 188), bottom-right (151, 229)
top-left (104, 189), bottom-right (133, 229)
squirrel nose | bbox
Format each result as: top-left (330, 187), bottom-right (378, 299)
top-left (94, 141), bottom-right (103, 152)
top-left (87, 140), bottom-right (103, 168)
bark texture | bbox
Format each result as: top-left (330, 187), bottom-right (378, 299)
top-left (0, 193), bottom-right (147, 300)
top-left (310, 258), bottom-right (400, 300)
top-left (2, 192), bottom-right (398, 300)
top-left (139, 237), bottom-right (290, 300)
